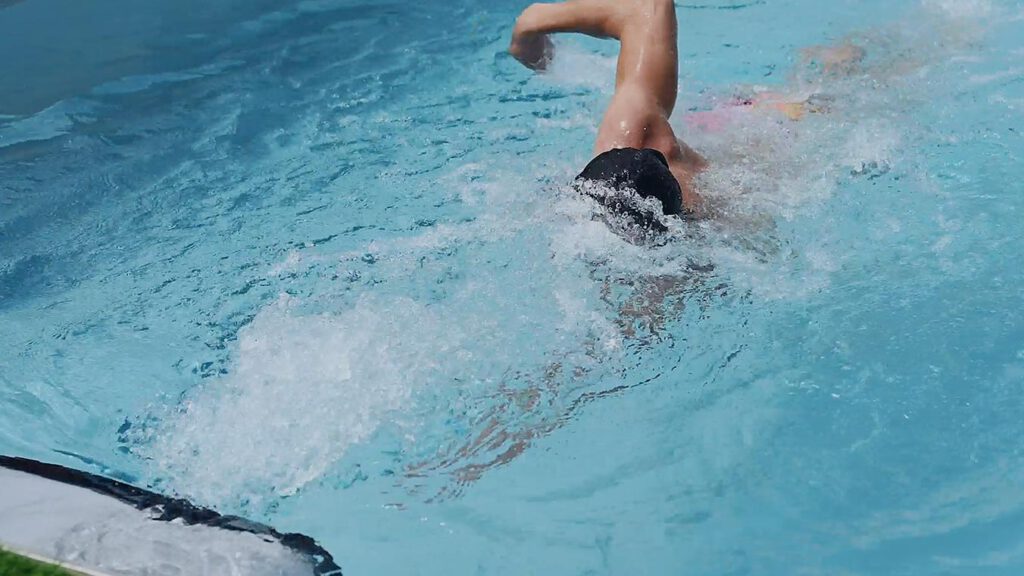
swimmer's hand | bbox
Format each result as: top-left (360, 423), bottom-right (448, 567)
top-left (510, 32), bottom-right (554, 70)
top-left (510, 6), bottom-right (554, 70)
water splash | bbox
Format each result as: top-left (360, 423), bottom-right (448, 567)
top-left (132, 0), bottom-right (1006, 514)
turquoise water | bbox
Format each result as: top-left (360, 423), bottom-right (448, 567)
top-left (2, 0), bottom-right (1024, 574)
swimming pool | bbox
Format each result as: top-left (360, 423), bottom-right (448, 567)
top-left (2, 0), bottom-right (1023, 573)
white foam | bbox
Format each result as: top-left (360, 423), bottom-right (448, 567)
top-left (543, 43), bottom-right (617, 91)
top-left (144, 294), bottom-right (461, 507)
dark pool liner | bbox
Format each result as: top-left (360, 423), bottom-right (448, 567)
top-left (0, 455), bottom-right (343, 576)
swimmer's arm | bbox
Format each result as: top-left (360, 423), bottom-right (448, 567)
top-left (509, 1), bottom-right (624, 70)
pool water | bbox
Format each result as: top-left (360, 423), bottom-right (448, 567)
top-left (2, 0), bottom-right (1024, 574)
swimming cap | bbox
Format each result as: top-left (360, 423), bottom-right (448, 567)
top-left (574, 147), bottom-right (684, 226)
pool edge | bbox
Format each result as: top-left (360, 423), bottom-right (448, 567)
top-left (0, 455), bottom-right (344, 576)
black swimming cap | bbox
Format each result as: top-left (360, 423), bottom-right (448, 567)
top-left (575, 148), bottom-right (684, 224)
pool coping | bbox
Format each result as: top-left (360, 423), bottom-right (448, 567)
top-left (0, 455), bottom-right (343, 576)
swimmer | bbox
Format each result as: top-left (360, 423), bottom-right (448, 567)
top-left (408, 1), bottom-right (715, 491)
top-left (684, 41), bottom-right (867, 132)
top-left (683, 90), bottom-right (836, 132)
top-left (410, 9), bottom-right (971, 496)
top-left (509, 0), bottom-right (709, 222)
top-left (801, 41), bottom-right (867, 76)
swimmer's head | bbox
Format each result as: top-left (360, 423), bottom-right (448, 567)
top-left (574, 147), bottom-right (684, 235)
